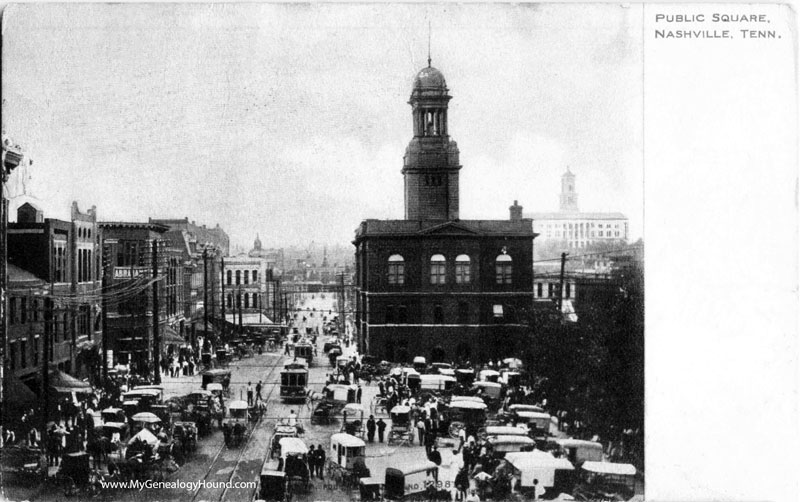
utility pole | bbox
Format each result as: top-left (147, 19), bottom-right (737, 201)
top-left (101, 244), bottom-right (109, 383)
top-left (238, 287), bottom-right (243, 335)
top-left (220, 257), bottom-right (226, 346)
top-left (41, 283), bottom-right (53, 447)
top-left (339, 273), bottom-right (346, 336)
top-left (203, 248), bottom-right (208, 347)
top-left (210, 251), bottom-right (216, 334)
top-left (152, 240), bottom-right (161, 385)
top-left (558, 252), bottom-right (568, 314)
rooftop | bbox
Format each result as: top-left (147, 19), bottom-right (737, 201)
top-left (526, 211), bottom-right (627, 221)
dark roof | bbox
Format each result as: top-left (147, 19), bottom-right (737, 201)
top-left (355, 219), bottom-right (534, 240)
top-left (99, 221), bottom-right (169, 232)
top-left (526, 212), bottom-right (627, 220)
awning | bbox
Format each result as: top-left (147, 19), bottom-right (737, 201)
top-left (2, 372), bottom-right (37, 407)
top-left (50, 369), bottom-right (93, 394)
top-left (161, 326), bottom-right (185, 344)
top-left (76, 340), bottom-right (97, 352)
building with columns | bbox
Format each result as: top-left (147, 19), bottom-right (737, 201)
top-left (528, 168), bottom-right (628, 252)
top-left (354, 60), bottom-right (536, 364)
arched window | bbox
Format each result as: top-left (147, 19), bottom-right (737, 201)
top-left (253, 270), bottom-right (258, 283)
top-left (244, 271), bottom-right (249, 285)
top-left (226, 270), bottom-right (232, 285)
top-left (227, 294), bottom-right (232, 308)
top-left (253, 294), bottom-right (259, 309)
top-left (455, 254), bottom-right (471, 284)
top-left (430, 254), bottom-right (446, 284)
top-left (387, 255), bottom-right (405, 285)
top-left (244, 293), bottom-right (250, 308)
top-left (235, 270), bottom-right (241, 285)
top-left (495, 254), bottom-right (513, 285)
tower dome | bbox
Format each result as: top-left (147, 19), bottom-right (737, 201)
top-left (413, 66), bottom-right (447, 90)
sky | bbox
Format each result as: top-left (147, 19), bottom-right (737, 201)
top-left (2, 3), bottom-right (643, 249)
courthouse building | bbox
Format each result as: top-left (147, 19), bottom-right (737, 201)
top-left (354, 61), bottom-right (536, 364)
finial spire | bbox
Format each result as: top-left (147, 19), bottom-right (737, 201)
top-left (427, 21), bottom-right (432, 67)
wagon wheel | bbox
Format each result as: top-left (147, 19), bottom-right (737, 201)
top-left (449, 421), bottom-right (465, 439)
top-left (61, 475), bottom-right (77, 497)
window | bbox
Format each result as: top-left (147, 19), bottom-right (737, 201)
top-left (493, 305), bottom-right (504, 318)
top-left (537, 283), bottom-right (543, 297)
top-left (458, 302), bottom-right (469, 324)
top-left (9, 297), bottom-right (16, 325)
top-left (235, 270), bottom-right (241, 285)
top-left (548, 283), bottom-right (555, 297)
top-left (495, 254), bottom-right (513, 285)
top-left (9, 342), bottom-right (16, 370)
top-left (433, 304), bottom-right (444, 324)
top-left (54, 243), bottom-right (67, 282)
top-left (20, 340), bottom-right (27, 368)
top-left (33, 336), bottom-right (40, 366)
top-left (455, 255), bottom-right (471, 284)
top-left (253, 270), bottom-right (258, 283)
top-left (387, 255), bottom-right (405, 285)
top-left (398, 305), bottom-right (408, 324)
top-left (430, 254), bottom-right (446, 284)
top-left (227, 294), bottom-right (233, 308)
top-left (20, 297), bottom-right (28, 324)
top-left (244, 293), bottom-right (250, 308)
top-left (227, 270), bottom-right (232, 285)
top-left (253, 294), bottom-right (259, 309)
top-left (565, 283), bottom-right (572, 299)
top-left (243, 270), bottom-right (249, 285)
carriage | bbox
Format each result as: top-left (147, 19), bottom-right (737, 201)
top-left (455, 369), bottom-right (476, 387)
top-left (326, 433), bottom-right (369, 490)
top-left (278, 437), bottom-right (312, 495)
top-left (388, 405), bottom-right (413, 446)
top-left (550, 438), bottom-right (605, 466)
top-left (504, 450), bottom-right (576, 500)
top-left (108, 429), bottom-right (167, 483)
top-left (201, 369), bottom-right (232, 394)
top-left (471, 381), bottom-right (503, 410)
top-left (443, 399), bottom-right (488, 438)
top-left (269, 425), bottom-right (300, 459)
top-left (222, 400), bottom-right (249, 447)
top-left (184, 390), bottom-right (214, 436)
top-left (259, 469), bottom-right (286, 502)
top-left (482, 425), bottom-right (528, 440)
top-left (486, 435), bottom-right (536, 457)
top-left (168, 421), bottom-right (196, 462)
top-left (57, 451), bottom-right (105, 497)
top-left (412, 356), bottom-right (427, 373)
top-left (478, 369), bottom-right (501, 383)
top-left (101, 407), bottom-right (127, 424)
top-left (341, 403), bottom-right (365, 438)
top-left (360, 477), bottom-right (383, 502)
top-left (384, 462), bottom-right (440, 501)
top-left (419, 374), bottom-right (456, 394)
top-left (280, 362), bottom-right (309, 403)
top-left (574, 462), bottom-right (637, 501)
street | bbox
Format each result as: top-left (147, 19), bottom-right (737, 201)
top-left (3, 293), bottom-right (456, 502)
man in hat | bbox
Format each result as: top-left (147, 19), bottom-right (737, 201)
top-left (377, 418), bottom-right (387, 443)
top-left (366, 415), bottom-right (376, 443)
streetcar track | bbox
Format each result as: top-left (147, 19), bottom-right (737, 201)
top-left (188, 353), bottom-right (285, 502)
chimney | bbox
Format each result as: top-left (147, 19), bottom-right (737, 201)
top-left (509, 200), bottom-right (523, 221)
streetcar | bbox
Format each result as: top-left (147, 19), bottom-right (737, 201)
top-left (280, 362), bottom-right (309, 403)
top-left (294, 342), bottom-right (314, 366)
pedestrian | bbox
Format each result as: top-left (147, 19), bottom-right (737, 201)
top-left (366, 415), bottom-right (376, 443)
top-left (416, 417), bottom-right (426, 445)
top-left (247, 382), bottom-right (254, 406)
top-left (256, 380), bottom-right (263, 402)
top-left (465, 488), bottom-right (481, 502)
top-left (378, 379), bottom-right (385, 397)
top-left (308, 445), bottom-right (318, 479)
top-left (377, 418), bottom-right (386, 443)
top-left (356, 385), bottom-right (363, 404)
top-left (427, 444), bottom-right (442, 466)
top-left (317, 444), bottom-right (326, 479)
